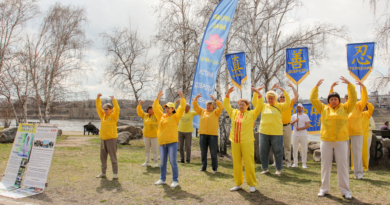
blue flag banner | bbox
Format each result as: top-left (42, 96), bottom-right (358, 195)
top-left (291, 103), bottom-right (321, 133)
top-left (189, 0), bottom-right (239, 128)
top-left (347, 42), bottom-right (375, 82)
top-left (225, 52), bottom-right (247, 89)
top-left (286, 47), bottom-right (310, 85)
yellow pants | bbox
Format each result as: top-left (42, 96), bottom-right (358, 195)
top-left (351, 135), bottom-right (369, 171)
top-left (232, 142), bottom-right (257, 186)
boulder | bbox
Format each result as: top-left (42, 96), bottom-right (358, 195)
top-left (117, 121), bottom-right (129, 126)
top-left (134, 127), bottom-right (143, 139)
top-left (0, 127), bottom-right (18, 143)
top-left (313, 149), bottom-right (321, 162)
top-left (117, 131), bottom-right (132, 145)
top-left (117, 125), bottom-right (137, 134)
top-left (308, 143), bottom-right (320, 154)
top-left (57, 129), bottom-right (62, 137)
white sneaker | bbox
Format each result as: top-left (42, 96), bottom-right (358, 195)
top-left (302, 164), bottom-right (307, 169)
top-left (171, 181), bottom-right (179, 188)
top-left (275, 170), bottom-right (281, 175)
top-left (292, 164), bottom-right (298, 168)
top-left (355, 176), bottom-right (363, 180)
top-left (142, 162), bottom-right (150, 167)
top-left (317, 192), bottom-right (328, 197)
top-left (96, 173), bottom-right (106, 178)
top-left (154, 163), bottom-right (159, 168)
top-left (271, 163), bottom-right (276, 167)
top-left (249, 186), bottom-right (256, 193)
top-left (343, 194), bottom-right (352, 199)
top-left (212, 170), bottom-right (217, 174)
top-left (287, 164), bottom-right (292, 168)
top-left (261, 170), bottom-right (269, 174)
top-left (230, 186), bottom-right (242, 191)
top-left (112, 174), bottom-right (118, 179)
top-left (154, 179), bottom-right (166, 185)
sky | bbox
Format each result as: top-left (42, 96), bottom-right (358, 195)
top-left (31, 0), bottom-right (388, 101)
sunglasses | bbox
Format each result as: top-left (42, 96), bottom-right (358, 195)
top-left (280, 96), bottom-right (285, 98)
top-left (103, 109), bottom-right (109, 111)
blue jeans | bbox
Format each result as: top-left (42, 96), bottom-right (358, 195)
top-left (260, 133), bottom-right (283, 170)
top-left (199, 134), bottom-right (218, 171)
top-left (159, 142), bottom-right (179, 182)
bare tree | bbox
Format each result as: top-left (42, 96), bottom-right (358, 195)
top-left (0, 100), bottom-right (13, 128)
top-left (101, 25), bottom-right (154, 105)
top-left (0, 60), bottom-right (20, 125)
top-left (0, 0), bottom-right (38, 75)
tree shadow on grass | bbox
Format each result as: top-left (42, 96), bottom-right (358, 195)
top-left (203, 170), bottom-right (233, 180)
top-left (96, 178), bottom-right (123, 193)
top-left (262, 172), bottom-right (314, 185)
top-left (359, 178), bottom-right (390, 187)
top-left (162, 185), bottom-right (203, 203)
top-left (324, 194), bottom-right (367, 205)
top-left (237, 189), bottom-right (287, 204)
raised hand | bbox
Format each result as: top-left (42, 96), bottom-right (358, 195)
top-left (316, 79), bottom-right (324, 87)
top-left (340, 76), bottom-right (350, 85)
top-left (109, 96), bottom-right (115, 99)
top-left (257, 85), bottom-right (265, 91)
top-left (195, 93), bottom-right (202, 100)
top-left (271, 83), bottom-right (278, 90)
top-left (287, 81), bottom-right (294, 88)
top-left (97, 93), bottom-right (102, 98)
top-left (157, 91), bottom-right (163, 99)
top-left (176, 99), bottom-right (180, 103)
top-left (331, 81), bottom-right (339, 90)
top-left (139, 100), bottom-right (145, 105)
top-left (356, 80), bottom-right (365, 87)
top-left (226, 87), bottom-right (234, 96)
top-left (251, 87), bottom-right (261, 95)
top-left (209, 94), bottom-right (216, 101)
top-left (274, 83), bottom-right (285, 92)
top-left (178, 90), bottom-right (184, 98)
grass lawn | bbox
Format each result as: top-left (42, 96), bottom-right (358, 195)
top-left (1, 135), bottom-right (390, 205)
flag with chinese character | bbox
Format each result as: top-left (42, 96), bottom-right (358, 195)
top-left (189, 0), bottom-right (239, 128)
top-left (291, 103), bottom-right (321, 134)
top-left (225, 52), bottom-right (247, 89)
top-left (347, 42), bottom-right (375, 82)
top-left (286, 47), bottom-right (310, 85)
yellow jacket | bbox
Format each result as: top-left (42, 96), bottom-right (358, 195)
top-left (193, 100), bottom-right (223, 136)
top-left (282, 101), bottom-right (296, 124)
top-left (178, 111), bottom-right (198, 133)
top-left (96, 98), bottom-right (120, 140)
top-left (362, 103), bottom-right (374, 139)
top-left (252, 91), bottom-right (291, 135)
top-left (368, 116), bottom-right (376, 139)
top-left (224, 96), bottom-right (262, 143)
top-left (137, 105), bottom-right (158, 138)
top-left (311, 83), bottom-right (357, 141)
top-left (153, 98), bottom-right (186, 145)
top-left (330, 86), bottom-right (368, 136)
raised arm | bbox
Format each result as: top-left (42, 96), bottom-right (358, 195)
top-left (251, 87), bottom-right (264, 119)
top-left (356, 82), bottom-right (368, 112)
top-left (153, 91), bottom-right (164, 121)
top-left (310, 79), bottom-right (325, 114)
top-left (192, 93), bottom-right (205, 115)
top-left (252, 85), bottom-right (265, 107)
top-left (329, 81), bottom-right (339, 94)
top-left (209, 94), bottom-right (223, 116)
top-left (223, 87), bottom-right (235, 118)
top-left (136, 101), bottom-right (146, 118)
top-left (273, 83), bottom-right (290, 112)
top-left (364, 102), bottom-right (375, 118)
top-left (288, 82), bottom-right (299, 105)
top-left (174, 90), bottom-right (186, 121)
top-left (341, 77), bottom-right (357, 113)
top-left (111, 96), bottom-right (120, 122)
top-left (96, 93), bottom-right (104, 119)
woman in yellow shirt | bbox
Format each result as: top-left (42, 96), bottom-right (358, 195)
top-left (193, 93), bottom-right (223, 172)
top-left (252, 84), bottom-right (291, 175)
top-left (96, 94), bottom-right (120, 179)
top-left (153, 90), bottom-right (186, 188)
top-left (224, 87), bottom-right (262, 193)
top-left (137, 101), bottom-right (159, 168)
top-left (310, 77), bottom-right (357, 199)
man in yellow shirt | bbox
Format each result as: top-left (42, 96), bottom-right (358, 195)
top-left (178, 104), bottom-right (198, 163)
top-left (271, 82), bottom-right (298, 168)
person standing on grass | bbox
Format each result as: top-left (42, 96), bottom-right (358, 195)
top-left (153, 90), bottom-right (186, 188)
top-left (332, 80), bottom-right (368, 180)
top-left (270, 82), bottom-right (298, 168)
top-left (192, 93), bottom-right (223, 173)
top-left (290, 103), bottom-right (310, 168)
top-left (96, 94), bottom-right (120, 179)
top-left (177, 104), bottom-right (198, 163)
top-left (358, 103), bottom-right (374, 171)
top-left (137, 101), bottom-right (159, 168)
top-left (311, 77), bottom-right (357, 199)
top-left (252, 83), bottom-right (291, 175)
top-left (224, 87), bottom-right (263, 193)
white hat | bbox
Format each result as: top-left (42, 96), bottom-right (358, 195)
top-left (297, 103), bottom-right (303, 107)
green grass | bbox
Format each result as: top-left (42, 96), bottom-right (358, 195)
top-left (0, 136), bottom-right (390, 204)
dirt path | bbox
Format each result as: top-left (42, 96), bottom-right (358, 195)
top-left (55, 137), bottom-right (95, 147)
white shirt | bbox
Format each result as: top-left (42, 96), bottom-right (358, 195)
top-left (291, 113), bottom-right (310, 136)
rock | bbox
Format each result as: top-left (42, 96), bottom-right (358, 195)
top-left (313, 149), bottom-right (321, 162)
top-left (117, 121), bottom-right (129, 126)
top-left (57, 129), bottom-right (62, 137)
top-left (134, 127), bottom-right (143, 139)
top-left (117, 125), bottom-right (137, 134)
top-left (308, 143), bottom-right (320, 154)
top-left (117, 131), bottom-right (132, 145)
top-left (0, 127), bottom-right (18, 143)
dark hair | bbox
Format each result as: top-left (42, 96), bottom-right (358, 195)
top-left (328, 92), bottom-right (341, 103)
top-left (385, 121), bottom-right (389, 125)
top-left (103, 103), bottom-right (113, 109)
top-left (238, 99), bottom-right (249, 106)
top-left (146, 105), bottom-right (153, 113)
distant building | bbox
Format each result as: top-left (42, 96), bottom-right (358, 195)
top-left (369, 91), bottom-right (390, 108)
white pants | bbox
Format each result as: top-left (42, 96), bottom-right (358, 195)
top-left (320, 140), bottom-right (351, 195)
top-left (350, 135), bottom-right (363, 178)
top-left (292, 134), bottom-right (308, 165)
top-left (144, 137), bottom-right (159, 164)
